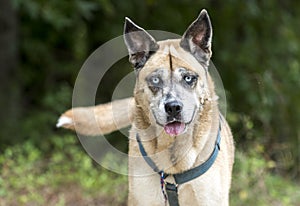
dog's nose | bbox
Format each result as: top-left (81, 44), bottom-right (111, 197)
top-left (165, 101), bottom-right (183, 117)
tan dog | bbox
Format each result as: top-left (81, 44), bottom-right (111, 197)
top-left (57, 9), bottom-right (234, 206)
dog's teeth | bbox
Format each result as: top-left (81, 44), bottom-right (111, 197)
top-left (56, 116), bottom-right (73, 128)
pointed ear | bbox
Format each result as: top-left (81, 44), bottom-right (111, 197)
top-left (124, 17), bottom-right (159, 69)
top-left (180, 9), bottom-right (213, 66)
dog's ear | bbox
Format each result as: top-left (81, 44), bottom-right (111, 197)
top-left (124, 17), bottom-right (159, 70)
top-left (180, 9), bottom-right (212, 66)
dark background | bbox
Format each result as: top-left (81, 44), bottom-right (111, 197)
top-left (1, 0), bottom-right (299, 205)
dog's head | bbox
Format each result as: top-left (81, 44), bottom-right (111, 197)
top-left (124, 10), bottom-right (214, 136)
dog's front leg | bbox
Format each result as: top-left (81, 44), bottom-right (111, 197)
top-left (128, 140), bottom-right (166, 206)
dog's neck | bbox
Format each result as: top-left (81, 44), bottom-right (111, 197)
top-left (133, 96), bottom-right (220, 174)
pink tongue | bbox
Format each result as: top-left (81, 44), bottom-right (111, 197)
top-left (164, 122), bottom-right (185, 136)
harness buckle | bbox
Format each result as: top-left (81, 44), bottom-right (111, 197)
top-left (165, 182), bottom-right (180, 206)
top-left (166, 182), bottom-right (178, 192)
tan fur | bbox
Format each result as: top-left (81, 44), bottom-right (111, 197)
top-left (127, 40), bottom-right (234, 205)
top-left (58, 97), bottom-right (134, 136)
top-left (58, 40), bottom-right (234, 206)
top-left (57, 12), bottom-right (235, 205)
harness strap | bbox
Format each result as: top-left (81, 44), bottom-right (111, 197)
top-left (136, 135), bottom-right (160, 173)
top-left (136, 123), bottom-right (221, 206)
top-left (166, 183), bottom-right (180, 206)
top-left (174, 128), bottom-right (221, 184)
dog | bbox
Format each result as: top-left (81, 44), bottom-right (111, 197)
top-left (57, 9), bottom-right (234, 206)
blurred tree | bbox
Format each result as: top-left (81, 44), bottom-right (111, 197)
top-left (0, 0), bottom-right (20, 142)
top-left (1, 0), bottom-right (299, 178)
top-left (209, 1), bottom-right (300, 177)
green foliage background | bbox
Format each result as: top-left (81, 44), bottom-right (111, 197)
top-left (0, 0), bottom-right (300, 205)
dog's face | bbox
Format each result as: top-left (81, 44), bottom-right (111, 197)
top-left (136, 44), bottom-right (211, 136)
top-left (124, 10), bottom-right (213, 136)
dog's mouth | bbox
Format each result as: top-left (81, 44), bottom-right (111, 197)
top-left (164, 121), bottom-right (186, 136)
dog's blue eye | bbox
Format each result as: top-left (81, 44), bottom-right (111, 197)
top-left (148, 76), bottom-right (161, 94)
top-left (183, 74), bottom-right (198, 87)
top-left (184, 75), bottom-right (192, 83)
top-left (152, 77), bottom-right (160, 84)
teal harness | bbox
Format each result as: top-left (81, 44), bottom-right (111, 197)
top-left (136, 125), bottom-right (221, 206)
